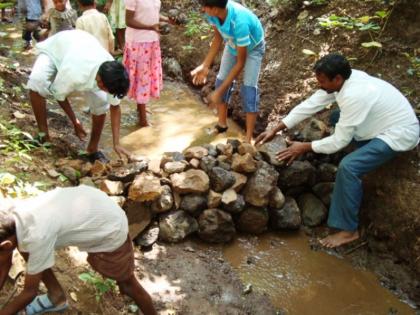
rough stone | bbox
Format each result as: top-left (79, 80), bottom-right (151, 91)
top-left (79, 177), bottom-right (96, 187)
top-left (108, 161), bottom-right (148, 183)
top-left (237, 206), bottom-right (269, 234)
top-left (148, 159), bottom-right (162, 175)
top-left (170, 169), bottom-right (210, 194)
top-left (163, 57), bottom-right (182, 79)
top-left (207, 190), bottom-right (222, 208)
top-left (129, 172), bottom-right (162, 201)
top-left (123, 201), bottom-right (153, 239)
top-left (159, 210), bottom-right (198, 242)
top-left (90, 160), bottom-right (107, 177)
top-left (257, 135), bottom-right (287, 166)
top-left (184, 146), bottom-right (208, 160)
top-left (59, 165), bottom-right (79, 183)
top-left (189, 158), bottom-right (200, 169)
top-left (209, 167), bottom-right (236, 192)
top-left (216, 143), bottom-right (233, 157)
top-left (202, 144), bottom-right (217, 157)
top-left (164, 161), bottom-right (186, 174)
top-left (231, 153), bottom-right (257, 173)
top-left (312, 182), bottom-right (334, 206)
top-left (198, 209), bottom-right (236, 243)
top-left (151, 185), bottom-right (174, 213)
top-left (231, 172), bottom-right (247, 192)
top-left (135, 225), bottom-right (160, 248)
top-left (226, 139), bottom-right (241, 153)
top-left (238, 143), bottom-right (257, 157)
top-left (279, 160), bottom-right (316, 188)
top-left (222, 193), bottom-right (245, 214)
top-left (243, 161), bottom-right (279, 207)
top-left (270, 197), bottom-right (301, 230)
top-left (301, 118), bottom-right (328, 141)
top-left (99, 179), bottom-right (124, 196)
top-left (180, 194), bottom-right (207, 216)
top-left (317, 163), bottom-right (338, 182)
top-left (269, 187), bottom-right (286, 209)
top-left (298, 193), bottom-right (328, 227)
top-left (200, 156), bottom-right (217, 173)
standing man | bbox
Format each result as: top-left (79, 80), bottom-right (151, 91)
top-left (27, 29), bottom-right (131, 162)
top-left (255, 53), bottom-right (419, 248)
top-left (191, 0), bottom-right (265, 143)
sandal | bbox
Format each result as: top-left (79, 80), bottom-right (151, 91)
top-left (214, 124), bottom-right (228, 133)
top-left (87, 151), bottom-right (109, 164)
top-left (26, 294), bottom-right (68, 315)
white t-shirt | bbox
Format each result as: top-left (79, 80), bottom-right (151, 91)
top-left (35, 30), bottom-right (119, 105)
top-left (13, 185), bottom-right (128, 275)
top-left (282, 69), bottom-right (419, 154)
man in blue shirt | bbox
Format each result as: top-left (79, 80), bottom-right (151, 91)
top-left (191, 0), bottom-right (265, 143)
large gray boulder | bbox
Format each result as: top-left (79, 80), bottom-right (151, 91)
top-left (222, 191), bottom-right (245, 214)
top-left (243, 161), bottom-right (279, 207)
top-left (257, 135), bottom-right (287, 166)
top-left (298, 193), bottom-right (328, 227)
top-left (237, 206), bottom-right (269, 234)
top-left (198, 209), bottom-right (236, 243)
top-left (209, 167), bottom-right (236, 192)
top-left (200, 156), bottom-right (217, 173)
top-left (151, 185), bottom-right (174, 213)
top-left (270, 197), bottom-right (301, 230)
top-left (123, 201), bottom-right (153, 239)
top-left (312, 182), bottom-right (334, 206)
top-left (278, 160), bottom-right (316, 188)
top-left (159, 210), bottom-right (198, 242)
top-left (108, 161), bottom-right (148, 183)
top-left (180, 194), bottom-right (207, 216)
top-left (269, 187), bottom-right (286, 209)
top-left (317, 163), bottom-right (338, 182)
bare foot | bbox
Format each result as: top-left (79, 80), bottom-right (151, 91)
top-left (319, 230), bottom-right (360, 248)
top-left (137, 120), bottom-right (149, 128)
top-left (74, 121), bottom-right (87, 140)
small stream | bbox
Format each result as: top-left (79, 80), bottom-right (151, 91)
top-left (0, 22), bottom-right (416, 315)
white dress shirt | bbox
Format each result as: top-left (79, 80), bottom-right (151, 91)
top-left (282, 70), bottom-right (419, 154)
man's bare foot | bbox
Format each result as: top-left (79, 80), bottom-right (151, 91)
top-left (74, 121), bottom-right (87, 140)
top-left (319, 230), bottom-right (359, 248)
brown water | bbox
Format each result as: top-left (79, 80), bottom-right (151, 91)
top-left (1, 22), bottom-right (416, 315)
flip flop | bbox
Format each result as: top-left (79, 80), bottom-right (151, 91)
top-left (87, 151), bottom-right (109, 164)
top-left (26, 294), bottom-right (68, 315)
top-left (214, 124), bottom-right (228, 133)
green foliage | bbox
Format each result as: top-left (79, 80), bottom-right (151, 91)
top-left (404, 52), bottom-right (420, 78)
top-left (306, 0), bottom-right (328, 6)
top-left (0, 172), bottom-right (47, 198)
top-left (317, 14), bottom-right (381, 31)
top-left (78, 272), bottom-right (117, 301)
top-left (184, 12), bottom-right (211, 37)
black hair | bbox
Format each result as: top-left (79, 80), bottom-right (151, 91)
top-left (199, 0), bottom-right (228, 8)
top-left (313, 53), bottom-right (352, 81)
top-left (0, 210), bottom-right (15, 242)
top-left (77, 0), bottom-right (95, 6)
top-left (98, 61), bottom-right (130, 99)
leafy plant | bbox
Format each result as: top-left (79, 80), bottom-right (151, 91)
top-left (78, 272), bottom-right (117, 301)
top-left (403, 52), bottom-right (420, 78)
top-left (184, 12), bottom-right (211, 37)
top-left (0, 172), bottom-right (47, 198)
top-left (317, 14), bottom-right (381, 31)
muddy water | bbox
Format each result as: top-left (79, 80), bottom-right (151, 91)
top-left (1, 22), bottom-right (415, 315)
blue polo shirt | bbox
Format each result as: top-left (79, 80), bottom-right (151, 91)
top-left (205, 1), bottom-right (264, 56)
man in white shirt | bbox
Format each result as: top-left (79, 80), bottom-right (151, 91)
top-left (255, 53), bottom-right (419, 248)
top-left (0, 185), bottom-right (157, 315)
top-left (27, 30), bottom-right (131, 162)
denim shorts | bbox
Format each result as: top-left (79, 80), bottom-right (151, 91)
top-left (215, 41), bottom-right (265, 113)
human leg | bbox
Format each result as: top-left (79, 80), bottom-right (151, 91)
top-left (241, 41), bottom-right (265, 143)
top-left (116, 28), bottom-right (125, 51)
top-left (137, 103), bottom-right (148, 127)
top-left (118, 275), bottom-right (156, 315)
top-left (86, 113), bottom-right (106, 154)
top-left (320, 138), bottom-right (398, 247)
top-left (29, 90), bottom-right (50, 141)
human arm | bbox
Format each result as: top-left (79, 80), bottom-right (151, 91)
top-left (0, 273), bottom-right (42, 314)
top-left (190, 26), bottom-right (223, 85)
top-left (208, 45), bottom-right (247, 105)
top-left (103, 0), bottom-right (113, 14)
top-left (109, 105), bottom-right (131, 159)
top-left (125, 9), bottom-right (159, 31)
top-left (0, 251), bottom-right (12, 292)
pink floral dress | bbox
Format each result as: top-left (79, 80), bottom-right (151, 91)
top-left (123, 0), bottom-right (162, 104)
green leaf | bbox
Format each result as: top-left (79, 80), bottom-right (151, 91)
top-left (361, 41), bottom-right (382, 48)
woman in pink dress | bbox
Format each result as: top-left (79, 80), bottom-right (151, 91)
top-left (123, 0), bottom-right (169, 126)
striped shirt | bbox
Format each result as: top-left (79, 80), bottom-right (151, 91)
top-left (13, 185), bottom-right (128, 275)
top-left (206, 1), bottom-right (264, 56)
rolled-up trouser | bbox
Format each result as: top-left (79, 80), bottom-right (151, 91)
top-left (215, 41), bottom-right (265, 113)
top-left (328, 138), bottom-right (398, 231)
top-left (27, 53), bottom-right (110, 115)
